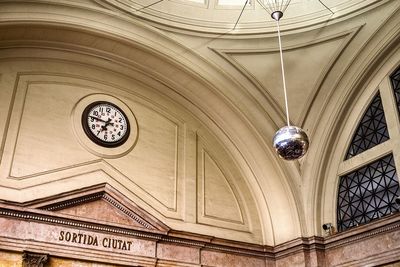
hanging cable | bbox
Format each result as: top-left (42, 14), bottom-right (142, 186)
top-left (270, 8), bottom-right (309, 161)
top-left (134, 0), bottom-right (165, 12)
top-left (233, 0), bottom-right (249, 30)
top-left (318, 0), bottom-right (334, 15)
top-left (275, 17), bottom-right (290, 126)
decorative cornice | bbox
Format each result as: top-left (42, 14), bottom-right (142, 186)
top-left (203, 243), bottom-right (266, 258)
top-left (0, 207), bottom-right (162, 240)
top-left (102, 194), bottom-right (154, 230)
top-left (33, 184), bottom-right (169, 233)
top-left (272, 214), bottom-right (400, 259)
top-left (324, 214), bottom-right (400, 249)
top-left (1, 203), bottom-right (399, 262)
top-left (40, 192), bottom-right (157, 231)
top-left (160, 235), bottom-right (267, 258)
top-left (41, 192), bottom-right (103, 211)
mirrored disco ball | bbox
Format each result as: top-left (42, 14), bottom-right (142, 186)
top-left (273, 126), bottom-right (309, 160)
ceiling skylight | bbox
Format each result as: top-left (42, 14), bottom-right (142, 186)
top-left (186, 0), bottom-right (205, 3)
top-left (218, 0), bottom-right (250, 6)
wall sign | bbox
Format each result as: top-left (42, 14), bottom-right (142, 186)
top-left (58, 230), bottom-right (133, 251)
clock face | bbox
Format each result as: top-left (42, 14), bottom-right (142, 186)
top-left (82, 101), bottom-right (130, 147)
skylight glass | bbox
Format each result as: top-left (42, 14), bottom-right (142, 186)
top-left (186, 0), bottom-right (205, 3)
top-left (218, 0), bottom-right (250, 6)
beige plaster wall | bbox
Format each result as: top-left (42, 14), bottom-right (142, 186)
top-left (0, 0), bottom-right (399, 249)
top-left (0, 0), bottom-right (304, 246)
top-left (0, 53), bottom-right (263, 244)
top-left (0, 0), bottom-right (312, 245)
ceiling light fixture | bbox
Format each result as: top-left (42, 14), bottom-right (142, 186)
top-left (265, 2), bottom-right (309, 160)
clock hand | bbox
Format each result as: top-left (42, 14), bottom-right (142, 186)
top-left (89, 116), bottom-right (108, 123)
top-left (100, 118), bottom-right (115, 131)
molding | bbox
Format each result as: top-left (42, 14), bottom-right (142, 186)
top-left (200, 149), bottom-right (244, 224)
top-left (0, 237), bottom-right (156, 267)
top-left (323, 213), bottom-right (400, 249)
top-left (40, 192), bottom-right (104, 211)
top-left (0, 207), bottom-right (163, 240)
top-left (4, 74), bottom-right (181, 212)
top-left (273, 236), bottom-right (325, 259)
top-left (337, 247), bottom-right (400, 267)
top-left (40, 192), bottom-right (157, 231)
top-left (102, 194), bottom-right (155, 230)
top-left (0, 71), bottom-right (186, 220)
top-left (0, 203), bottom-right (268, 258)
top-left (0, 185), bottom-right (399, 265)
top-left (30, 183), bottom-right (170, 234)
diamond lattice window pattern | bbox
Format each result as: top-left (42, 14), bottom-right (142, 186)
top-left (390, 66), bottom-right (400, 115)
top-left (345, 92), bottom-right (390, 160)
top-left (337, 154), bottom-right (400, 232)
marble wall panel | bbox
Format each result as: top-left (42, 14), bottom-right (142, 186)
top-left (325, 229), bottom-right (400, 266)
top-left (275, 252), bottom-right (306, 267)
top-left (0, 217), bottom-right (156, 258)
top-left (201, 250), bottom-right (265, 267)
top-left (157, 243), bottom-right (200, 264)
top-left (48, 257), bottom-right (119, 267)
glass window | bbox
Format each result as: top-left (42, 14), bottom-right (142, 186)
top-left (186, 0), bottom-right (205, 3)
top-left (345, 92), bottom-right (389, 160)
top-left (390, 66), bottom-right (400, 115)
top-left (337, 154), bottom-right (399, 231)
top-left (217, 0), bottom-right (250, 6)
top-left (337, 65), bottom-right (400, 232)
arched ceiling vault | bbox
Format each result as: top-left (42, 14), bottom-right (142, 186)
top-left (0, 1), bottom-right (302, 245)
top-left (0, 0), bottom-right (399, 245)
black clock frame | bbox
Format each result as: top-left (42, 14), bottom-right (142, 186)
top-left (81, 101), bottom-right (131, 148)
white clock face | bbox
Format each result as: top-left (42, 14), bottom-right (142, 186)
top-left (83, 102), bottom-right (130, 147)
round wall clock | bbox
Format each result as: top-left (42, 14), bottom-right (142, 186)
top-left (81, 101), bottom-right (130, 147)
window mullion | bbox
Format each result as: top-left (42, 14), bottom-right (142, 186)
top-left (336, 66), bottom-right (400, 232)
top-left (338, 140), bottom-right (393, 176)
top-left (379, 76), bottom-right (400, 183)
top-left (379, 77), bottom-right (400, 140)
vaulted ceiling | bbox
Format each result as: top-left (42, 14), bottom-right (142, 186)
top-left (0, 0), bottom-right (399, 246)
